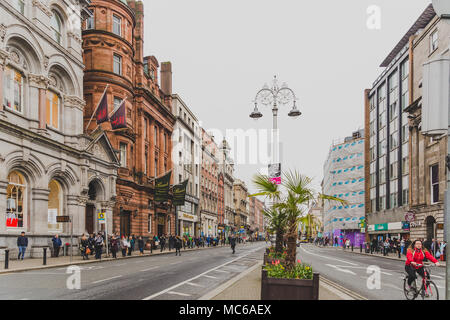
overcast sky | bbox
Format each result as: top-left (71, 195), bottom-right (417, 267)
top-left (144, 0), bottom-right (431, 195)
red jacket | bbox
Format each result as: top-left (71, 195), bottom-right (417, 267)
top-left (406, 249), bottom-right (438, 269)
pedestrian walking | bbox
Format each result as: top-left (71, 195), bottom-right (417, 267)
top-left (384, 238), bottom-right (390, 256)
top-left (175, 236), bottom-right (182, 256)
top-left (80, 234), bottom-right (90, 260)
top-left (52, 234), bottom-right (62, 258)
top-left (160, 235), bottom-right (166, 252)
top-left (94, 233), bottom-right (104, 259)
top-left (138, 236), bottom-right (145, 255)
top-left (110, 234), bottom-right (119, 259)
top-left (230, 234), bottom-right (237, 254)
top-left (127, 236), bottom-right (133, 256)
top-left (88, 234), bottom-right (95, 256)
top-left (400, 238), bottom-right (405, 255)
top-left (17, 231), bottom-right (28, 260)
top-left (120, 236), bottom-right (129, 257)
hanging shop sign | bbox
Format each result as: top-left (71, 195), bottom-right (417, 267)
top-left (405, 211), bottom-right (415, 222)
top-left (56, 216), bottom-right (71, 223)
top-left (98, 212), bottom-right (106, 224)
top-left (173, 179), bottom-right (189, 206)
top-left (155, 171), bottom-right (172, 203)
top-left (402, 221), bottom-right (410, 231)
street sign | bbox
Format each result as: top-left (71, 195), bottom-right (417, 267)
top-left (56, 216), bottom-right (71, 223)
top-left (98, 212), bottom-right (105, 224)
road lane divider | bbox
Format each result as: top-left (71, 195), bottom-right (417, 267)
top-left (320, 277), bottom-right (368, 300)
top-left (142, 244), bottom-right (266, 300)
top-left (92, 275), bottom-right (122, 284)
top-left (300, 246), bottom-right (358, 266)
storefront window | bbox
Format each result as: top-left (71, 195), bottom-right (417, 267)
top-left (6, 171), bottom-right (26, 228)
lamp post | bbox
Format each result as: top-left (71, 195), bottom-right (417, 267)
top-left (250, 75), bottom-right (301, 165)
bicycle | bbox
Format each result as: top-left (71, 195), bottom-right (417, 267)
top-left (403, 263), bottom-right (439, 300)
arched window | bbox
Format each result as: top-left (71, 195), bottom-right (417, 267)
top-left (3, 66), bottom-right (24, 113)
top-left (48, 180), bottom-right (63, 231)
top-left (6, 171), bottom-right (26, 228)
top-left (46, 90), bottom-right (60, 129)
top-left (51, 11), bottom-right (63, 44)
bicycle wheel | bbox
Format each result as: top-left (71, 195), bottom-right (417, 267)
top-left (421, 280), bottom-right (439, 300)
top-left (403, 278), bottom-right (416, 300)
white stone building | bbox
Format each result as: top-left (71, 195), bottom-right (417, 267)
top-left (171, 94), bottom-right (201, 236)
top-left (0, 0), bottom-right (118, 260)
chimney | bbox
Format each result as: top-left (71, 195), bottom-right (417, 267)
top-left (160, 62), bottom-right (172, 96)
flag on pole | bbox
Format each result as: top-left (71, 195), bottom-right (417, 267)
top-left (110, 99), bottom-right (127, 130)
top-left (96, 88), bottom-right (109, 124)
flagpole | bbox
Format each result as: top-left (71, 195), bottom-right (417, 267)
top-left (108, 96), bottom-right (127, 118)
top-left (86, 84), bottom-right (109, 132)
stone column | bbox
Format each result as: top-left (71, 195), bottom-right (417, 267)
top-left (28, 74), bottom-right (50, 132)
top-left (0, 180), bottom-right (8, 236)
top-left (0, 49), bottom-right (8, 119)
top-left (31, 188), bottom-right (50, 234)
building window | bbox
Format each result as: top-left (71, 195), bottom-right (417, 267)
top-left (51, 10), bottom-right (63, 44)
top-left (3, 66), bottom-right (24, 113)
top-left (148, 214), bottom-right (152, 233)
top-left (46, 91), bottom-right (60, 129)
top-left (113, 54), bottom-right (122, 75)
top-left (402, 157), bottom-right (409, 175)
top-left (401, 59), bottom-right (409, 110)
top-left (390, 193), bottom-right (398, 208)
top-left (402, 189), bottom-right (409, 205)
top-left (6, 171), bottom-right (26, 228)
top-left (430, 29), bottom-right (438, 53)
top-left (389, 162), bottom-right (398, 180)
top-left (144, 119), bottom-right (148, 140)
top-left (389, 133), bottom-right (398, 150)
top-left (144, 152), bottom-right (148, 175)
top-left (86, 16), bottom-right (95, 30)
top-left (154, 158), bottom-right (158, 177)
top-left (379, 196), bottom-right (385, 211)
top-left (13, 0), bottom-right (25, 14)
top-left (402, 124), bottom-right (409, 143)
top-left (113, 14), bottom-right (122, 36)
top-left (113, 96), bottom-right (122, 111)
top-left (379, 168), bottom-right (386, 184)
top-left (48, 180), bottom-right (63, 231)
top-left (154, 126), bottom-right (158, 146)
top-left (431, 164), bottom-right (439, 204)
top-left (119, 143), bottom-right (127, 168)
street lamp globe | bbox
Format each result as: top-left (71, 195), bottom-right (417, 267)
top-left (249, 104), bottom-right (263, 119)
top-left (288, 101), bottom-right (301, 118)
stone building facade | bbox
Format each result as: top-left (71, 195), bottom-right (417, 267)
top-left (0, 0), bottom-right (119, 260)
top-left (404, 6), bottom-right (450, 242)
top-left (219, 139), bottom-right (235, 237)
top-left (172, 94), bottom-right (201, 236)
top-left (82, 0), bottom-right (176, 239)
top-left (200, 128), bottom-right (219, 237)
top-left (233, 179), bottom-right (249, 236)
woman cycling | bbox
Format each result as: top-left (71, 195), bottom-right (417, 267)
top-left (405, 239), bottom-right (440, 289)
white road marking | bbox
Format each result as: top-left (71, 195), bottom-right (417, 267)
top-left (202, 275), bottom-right (218, 279)
top-left (432, 275), bottom-right (444, 279)
top-left (167, 291), bottom-right (191, 297)
top-left (300, 247), bottom-right (358, 266)
top-left (325, 264), bottom-right (356, 275)
top-left (185, 282), bottom-right (204, 287)
top-left (383, 283), bottom-right (403, 291)
top-left (92, 275), bottom-right (122, 284)
top-left (211, 269), bottom-right (228, 274)
top-left (141, 266), bottom-right (159, 272)
top-left (142, 245), bottom-right (266, 300)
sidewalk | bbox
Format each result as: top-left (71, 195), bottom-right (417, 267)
top-left (324, 245), bottom-right (447, 267)
top-left (209, 261), bottom-right (361, 300)
top-left (0, 244), bottom-right (226, 274)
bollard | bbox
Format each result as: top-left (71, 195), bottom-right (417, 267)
top-left (43, 248), bottom-right (47, 265)
top-left (150, 243), bottom-right (153, 254)
top-left (398, 248), bottom-right (401, 259)
top-left (351, 244), bottom-right (354, 251)
top-left (4, 250), bottom-right (9, 269)
top-left (360, 244), bottom-right (363, 253)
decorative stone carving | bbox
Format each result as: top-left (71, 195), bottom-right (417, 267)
top-left (77, 196), bottom-right (89, 206)
top-left (64, 95), bottom-right (86, 111)
top-left (68, 32), bottom-right (82, 45)
top-left (43, 55), bottom-right (49, 71)
top-left (28, 74), bottom-right (51, 89)
top-left (0, 49), bottom-right (9, 68)
top-left (32, 0), bottom-right (53, 17)
top-left (0, 24), bottom-right (7, 43)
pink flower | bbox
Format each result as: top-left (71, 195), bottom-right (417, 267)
top-left (297, 259), bottom-right (301, 264)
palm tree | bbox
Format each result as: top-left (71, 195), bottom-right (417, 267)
top-left (262, 207), bottom-right (287, 254)
top-left (275, 170), bottom-right (346, 270)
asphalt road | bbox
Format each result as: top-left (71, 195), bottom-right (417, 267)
top-left (0, 242), bottom-right (267, 300)
top-left (298, 244), bottom-right (446, 300)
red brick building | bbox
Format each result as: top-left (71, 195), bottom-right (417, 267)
top-left (82, 0), bottom-right (176, 238)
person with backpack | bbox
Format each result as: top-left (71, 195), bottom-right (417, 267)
top-left (80, 234), bottom-right (90, 260)
top-left (138, 236), bottom-right (145, 255)
top-left (174, 236), bottom-right (182, 256)
top-left (405, 240), bottom-right (440, 290)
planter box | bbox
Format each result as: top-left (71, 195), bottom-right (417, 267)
top-left (263, 253), bottom-right (286, 266)
top-left (261, 269), bottom-right (319, 300)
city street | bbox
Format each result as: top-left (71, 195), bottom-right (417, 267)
top-left (298, 244), bottom-right (446, 300)
top-left (0, 242), bottom-right (266, 300)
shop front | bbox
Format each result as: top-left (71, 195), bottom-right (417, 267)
top-left (368, 221), bottom-right (410, 241)
top-left (178, 211), bottom-right (197, 236)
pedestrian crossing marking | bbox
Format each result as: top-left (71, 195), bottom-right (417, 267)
top-left (167, 291), bottom-right (191, 297)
